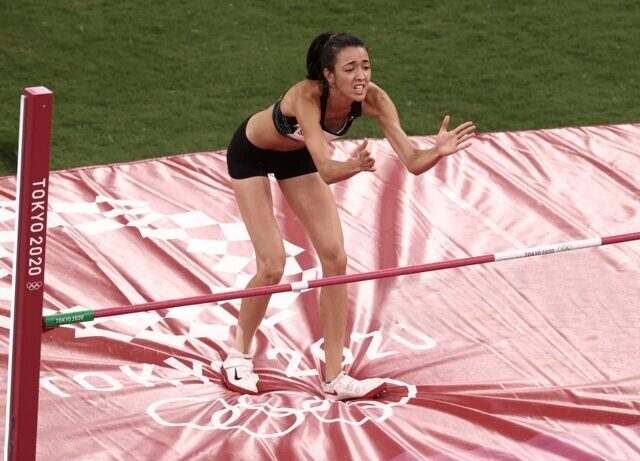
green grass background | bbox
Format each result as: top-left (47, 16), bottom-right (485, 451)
top-left (1, 0), bottom-right (638, 176)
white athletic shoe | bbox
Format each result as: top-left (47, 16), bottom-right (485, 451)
top-left (321, 372), bottom-right (386, 401)
top-left (221, 348), bottom-right (259, 395)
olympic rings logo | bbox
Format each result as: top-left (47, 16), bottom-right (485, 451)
top-left (26, 281), bottom-right (43, 291)
top-left (147, 379), bottom-right (417, 438)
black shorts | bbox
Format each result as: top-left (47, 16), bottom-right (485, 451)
top-left (226, 117), bottom-right (318, 180)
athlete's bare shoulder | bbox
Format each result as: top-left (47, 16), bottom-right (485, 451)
top-left (362, 82), bottom-right (390, 116)
top-left (280, 80), bottom-right (323, 115)
top-left (292, 79), bottom-right (323, 97)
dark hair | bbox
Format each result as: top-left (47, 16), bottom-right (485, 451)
top-left (306, 32), bottom-right (368, 82)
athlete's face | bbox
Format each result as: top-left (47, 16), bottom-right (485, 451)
top-left (325, 46), bottom-right (371, 101)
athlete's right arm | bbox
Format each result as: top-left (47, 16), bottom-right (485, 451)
top-left (295, 92), bottom-right (374, 184)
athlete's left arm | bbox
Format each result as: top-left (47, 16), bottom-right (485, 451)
top-left (366, 84), bottom-right (475, 175)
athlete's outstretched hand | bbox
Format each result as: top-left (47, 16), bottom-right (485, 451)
top-left (357, 138), bottom-right (376, 172)
top-left (434, 116), bottom-right (476, 157)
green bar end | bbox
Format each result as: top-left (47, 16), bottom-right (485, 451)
top-left (43, 310), bottom-right (95, 328)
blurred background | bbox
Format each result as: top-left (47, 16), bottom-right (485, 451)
top-left (1, 0), bottom-right (638, 175)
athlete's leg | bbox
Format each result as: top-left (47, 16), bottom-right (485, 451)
top-left (231, 176), bottom-right (286, 354)
top-left (277, 173), bottom-right (347, 382)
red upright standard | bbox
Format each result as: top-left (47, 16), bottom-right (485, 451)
top-left (4, 87), bottom-right (53, 461)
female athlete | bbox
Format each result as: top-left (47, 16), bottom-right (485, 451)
top-left (222, 32), bottom-right (475, 400)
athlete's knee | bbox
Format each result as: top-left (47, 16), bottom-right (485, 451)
top-left (319, 247), bottom-right (347, 275)
top-left (256, 253), bottom-right (286, 283)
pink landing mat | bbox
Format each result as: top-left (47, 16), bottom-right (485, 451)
top-left (0, 124), bottom-right (639, 460)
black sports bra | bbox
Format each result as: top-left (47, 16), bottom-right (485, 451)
top-left (272, 84), bottom-right (362, 142)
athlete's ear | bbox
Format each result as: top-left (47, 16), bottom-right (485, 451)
top-left (323, 68), bottom-right (335, 86)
